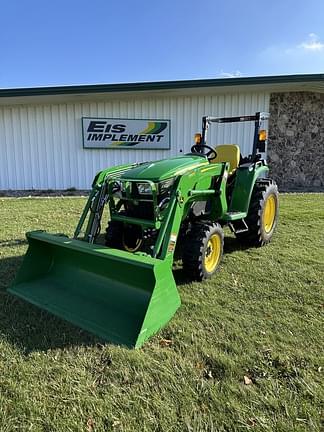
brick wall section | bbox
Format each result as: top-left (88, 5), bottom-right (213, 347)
top-left (268, 92), bottom-right (324, 191)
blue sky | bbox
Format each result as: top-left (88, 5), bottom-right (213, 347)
top-left (1, 0), bottom-right (324, 88)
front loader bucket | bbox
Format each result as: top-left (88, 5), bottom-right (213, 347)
top-left (8, 231), bottom-right (180, 348)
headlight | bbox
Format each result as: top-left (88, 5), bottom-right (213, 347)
top-left (159, 178), bottom-right (175, 194)
top-left (137, 183), bottom-right (152, 194)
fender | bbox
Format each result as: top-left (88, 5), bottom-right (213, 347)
top-left (229, 162), bottom-right (269, 214)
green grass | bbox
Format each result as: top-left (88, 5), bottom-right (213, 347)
top-left (0, 194), bottom-right (323, 432)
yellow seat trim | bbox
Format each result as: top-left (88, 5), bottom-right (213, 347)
top-left (211, 144), bottom-right (240, 175)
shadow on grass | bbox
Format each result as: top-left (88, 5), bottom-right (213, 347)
top-left (223, 236), bottom-right (253, 254)
top-left (0, 255), bottom-right (100, 354)
top-left (173, 268), bottom-right (192, 286)
top-left (0, 238), bottom-right (28, 247)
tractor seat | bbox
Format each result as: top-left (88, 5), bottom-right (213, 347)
top-left (211, 144), bottom-right (240, 175)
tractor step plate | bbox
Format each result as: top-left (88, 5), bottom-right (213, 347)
top-left (228, 218), bottom-right (249, 234)
top-left (222, 211), bottom-right (247, 221)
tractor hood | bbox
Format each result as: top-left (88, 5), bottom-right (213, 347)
top-left (120, 155), bottom-right (209, 181)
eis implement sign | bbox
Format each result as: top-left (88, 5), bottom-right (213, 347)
top-left (82, 118), bottom-right (170, 149)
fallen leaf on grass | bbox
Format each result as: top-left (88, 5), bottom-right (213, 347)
top-left (87, 418), bottom-right (95, 432)
top-left (247, 417), bottom-right (257, 426)
top-left (159, 338), bottom-right (172, 347)
top-left (244, 375), bottom-right (253, 385)
top-left (196, 361), bottom-right (204, 370)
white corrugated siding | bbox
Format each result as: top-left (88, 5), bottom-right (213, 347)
top-left (0, 92), bottom-right (270, 189)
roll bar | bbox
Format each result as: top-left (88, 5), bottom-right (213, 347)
top-left (201, 112), bottom-right (269, 159)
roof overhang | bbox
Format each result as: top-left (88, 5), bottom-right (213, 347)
top-left (1, 73), bottom-right (324, 105)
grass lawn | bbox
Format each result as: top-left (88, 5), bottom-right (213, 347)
top-left (0, 194), bottom-right (323, 432)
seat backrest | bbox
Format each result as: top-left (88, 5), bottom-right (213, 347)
top-left (212, 144), bottom-right (240, 174)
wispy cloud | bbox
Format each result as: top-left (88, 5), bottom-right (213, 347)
top-left (218, 70), bottom-right (244, 78)
top-left (258, 33), bottom-right (324, 74)
top-left (298, 33), bottom-right (324, 51)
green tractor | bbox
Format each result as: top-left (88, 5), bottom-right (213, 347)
top-left (9, 112), bottom-right (279, 348)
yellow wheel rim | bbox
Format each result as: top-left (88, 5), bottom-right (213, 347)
top-left (263, 194), bottom-right (276, 233)
top-left (204, 234), bottom-right (221, 273)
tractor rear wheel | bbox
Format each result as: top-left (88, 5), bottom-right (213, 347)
top-left (236, 179), bottom-right (279, 246)
top-left (105, 220), bottom-right (124, 249)
top-left (105, 221), bottom-right (143, 252)
top-left (182, 222), bottom-right (224, 281)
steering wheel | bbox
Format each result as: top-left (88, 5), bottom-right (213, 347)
top-left (190, 144), bottom-right (217, 162)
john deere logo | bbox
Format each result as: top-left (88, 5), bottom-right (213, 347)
top-left (82, 118), bottom-right (170, 150)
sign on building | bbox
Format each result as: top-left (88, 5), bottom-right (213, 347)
top-left (82, 117), bottom-right (170, 149)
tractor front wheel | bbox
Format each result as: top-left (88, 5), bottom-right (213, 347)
top-left (236, 179), bottom-right (279, 246)
top-left (182, 222), bottom-right (224, 281)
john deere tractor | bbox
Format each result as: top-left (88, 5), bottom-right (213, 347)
top-left (9, 112), bottom-right (279, 348)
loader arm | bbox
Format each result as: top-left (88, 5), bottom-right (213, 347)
top-left (74, 163), bottom-right (140, 240)
top-left (152, 161), bottom-right (229, 261)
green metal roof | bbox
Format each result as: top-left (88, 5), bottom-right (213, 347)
top-left (1, 73), bottom-right (324, 98)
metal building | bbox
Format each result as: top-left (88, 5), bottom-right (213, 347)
top-left (1, 74), bottom-right (323, 190)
